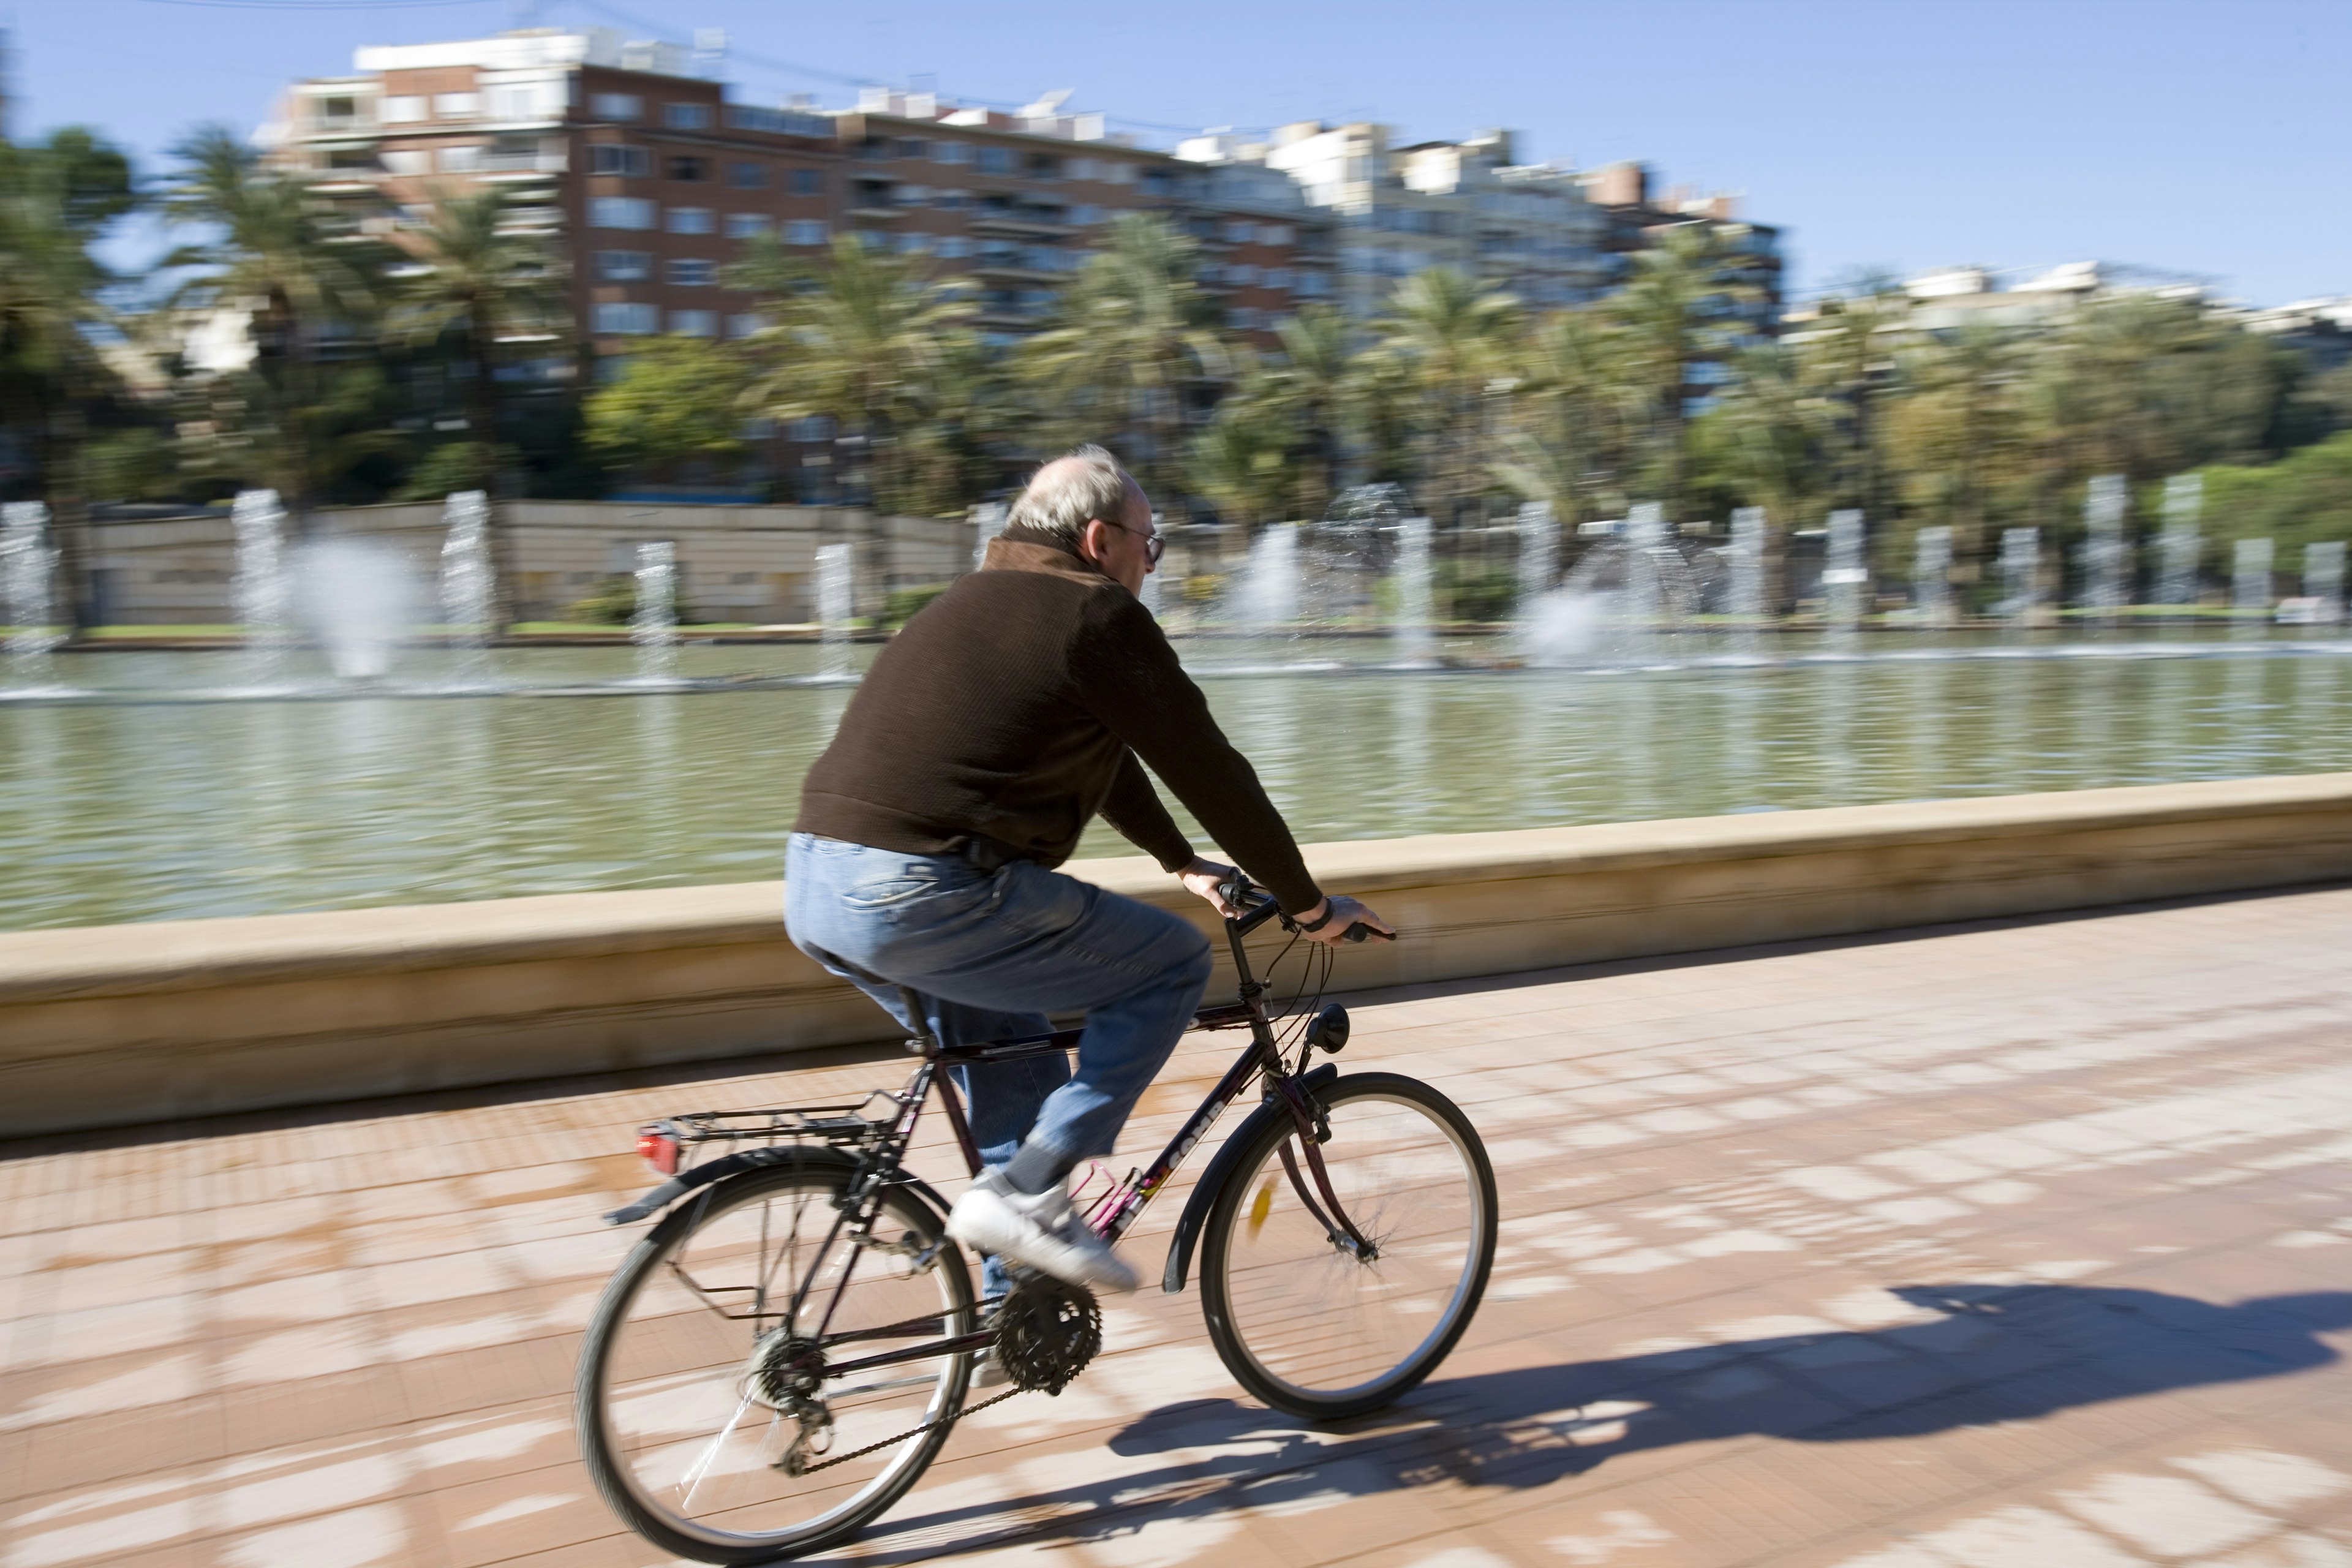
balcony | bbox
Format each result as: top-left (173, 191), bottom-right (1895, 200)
top-left (968, 211), bottom-right (1071, 239)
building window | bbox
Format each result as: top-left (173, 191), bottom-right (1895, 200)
top-left (668, 156), bottom-right (707, 181)
top-left (670, 309), bottom-right (718, 336)
top-left (667, 206), bottom-right (714, 235)
top-left (785, 219), bottom-right (829, 245)
top-left (590, 196), bottom-right (657, 229)
top-left (668, 257), bottom-right (717, 286)
top-left (1142, 170), bottom-right (1172, 196)
top-left (434, 92), bottom-right (479, 119)
top-left (437, 145), bottom-right (481, 173)
top-left (727, 312), bottom-right (766, 339)
top-left (592, 92), bottom-right (642, 121)
top-left (1068, 157), bottom-right (1096, 181)
top-left (1227, 262), bottom-right (1257, 285)
top-left (381, 149), bottom-right (431, 176)
top-left (977, 146), bottom-right (1015, 175)
top-left (1262, 224), bottom-right (1294, 246)
top-left (594, 301), bottom-right (658, 335)
top-left (728, 160), bottom-right (765, 189)
top-left (935, 236), bottom-right (970, 259)
top-left (381, 96), bottom-right (426, 124)
top-left (935, 190), bottom-right (968, 211)
top-left (590, 144), bottom-right (649, 178)
top-left (595, 249), bottom-right (653, 281)
top-left (894, 138), bottom-right (928, 159)
top-left (895, 184), bottom-right (928, 206)
top-left (1262, 268), bottom-right (1292, 291)
top-left (790, 168), bottom-right (825, 197)
top-left (1224, 220), bottom-right (1253, 243)
top-left (665, 103), bottom-right (712, 130)
top-left (932, 141), bottom-right (970, 165)
top-left (1101, 161), bottom-right (1136, 184)
top-left (895, 233), bottom-right (930, 255)
top-left (1028, 154), bottom-right (1061, 179)
top-left (724, 213), bottom-right (769, 239)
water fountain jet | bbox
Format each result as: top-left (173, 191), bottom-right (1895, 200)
top-left (631, 540), bottom-right (679, 684)
top-left (2160, 475), bottom-right (2203, 612)
top-left (2, 502), bottom-right (65, 690)
top-left (816, 541), bottom-right (854, 680)
top-left (233, 489), bottom-right (294, 689)
top-left (437, 491), bottom-right (496, 687)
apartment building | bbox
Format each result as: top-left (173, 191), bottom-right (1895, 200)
top-left (1188, 122), bottom-right (1610, 319)
top-left (269, 28), bottom-right (841, 363)
top-left (832, 91), bottom-right (1333, 344)
top-left (1577, 160), bottom-right (1785, 333)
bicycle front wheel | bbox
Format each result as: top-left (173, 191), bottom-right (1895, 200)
top-left (1200, 1071), bottom-right (1496, 1419)
top-left (576, 1155), bottom-right (974, 1564)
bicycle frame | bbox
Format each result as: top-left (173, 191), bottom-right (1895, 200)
top-left (769, 878), bottom-right (1365, 1378)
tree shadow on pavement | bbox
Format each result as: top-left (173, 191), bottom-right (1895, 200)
top-left (839, 1283), bottom-right (2351, 1564)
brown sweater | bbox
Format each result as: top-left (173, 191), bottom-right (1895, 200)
top-left (794, 527), bottom-right (1321, 913)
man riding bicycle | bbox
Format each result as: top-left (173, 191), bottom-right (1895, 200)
top-left (785, 445), bottom-right (1391, 1295)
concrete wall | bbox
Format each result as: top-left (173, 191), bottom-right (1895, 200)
top-left (85, 501), bottom-right (977, 625)
top-left (5, 774), bottom-right (2351, 1137)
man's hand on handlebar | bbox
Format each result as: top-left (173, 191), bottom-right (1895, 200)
top-left (1177, 856), bottom-right (1242, 917)
top-left (1295, 893), bottom-right (1396, 947)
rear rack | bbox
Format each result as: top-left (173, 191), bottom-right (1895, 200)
top-left (651, 1095), bottom-right (902, 1158)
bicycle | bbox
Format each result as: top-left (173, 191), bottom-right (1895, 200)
top-left (575, 873), bottom-right (1498, 1564)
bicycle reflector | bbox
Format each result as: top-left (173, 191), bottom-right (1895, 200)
top-left (1306, 1005), bottom-right (1351, 1054)
top-left (635, 1125), bottom-right (680, 1175)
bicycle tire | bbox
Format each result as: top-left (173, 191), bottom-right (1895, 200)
top-left (1199, 1071), bottom-right (1496, 1419)
top-left (576, 1154), bottom-right (974, 1564)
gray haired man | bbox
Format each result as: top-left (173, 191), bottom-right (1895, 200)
top-left (785, 445), bottom-right (1390, 1292)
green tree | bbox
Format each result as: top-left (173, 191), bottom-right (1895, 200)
top-left (1606, 223), bottom-right (1765, 516)
top-left (1498, 304), bottom-right (1640, 526)
top-left (162, 125), bottom-right (396, 522)
top-left (2198, 430), bottom-right (2352, 557)
top-left (391, 182), bottom-right (565, 496)
top-left (583, 334), bottom-right (751, 478)
top-left (1189, 372), bottom-right (1297, 530)
top-left (731, 233), bottom-right (976, 513)
top-left (0, 127), bottom-right (139, 627)
top-left (1883, 322), bottom-right (2034, 569)
top-left (1366, 266), bottom-right (1518, 525)
top-left (1023, 213), bottom-right (1227, 518)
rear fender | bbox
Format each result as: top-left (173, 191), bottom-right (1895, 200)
top-left (1159, 1063), bottom-right (1338, 1294)
top-left (602, 1143), bottom-right (906, 1226)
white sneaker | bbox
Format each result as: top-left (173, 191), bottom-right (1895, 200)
top-left (948, 1172), bottom-right (1139, 1294)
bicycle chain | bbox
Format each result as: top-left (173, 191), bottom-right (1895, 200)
top-left (791, 1383), bottom-right (1023, 1475)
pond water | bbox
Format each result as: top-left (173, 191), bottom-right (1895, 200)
top-left (6, 630), bottom-right (2351, 930)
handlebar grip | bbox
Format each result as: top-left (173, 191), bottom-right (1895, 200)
top-left (1343, 922), bottom-right (1378, 943)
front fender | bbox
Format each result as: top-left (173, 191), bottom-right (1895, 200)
top-left (1159, 1063), bottom-right (1338, 1294)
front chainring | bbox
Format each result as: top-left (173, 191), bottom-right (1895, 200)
top-left (992, 1273), bottom-right (1102, 1396)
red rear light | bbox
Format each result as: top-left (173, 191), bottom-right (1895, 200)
top-left (636, 1128), bottom-right (680, 1175)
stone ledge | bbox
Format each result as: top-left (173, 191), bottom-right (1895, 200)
top-left (5, 774), bottom-right (2350, 1135)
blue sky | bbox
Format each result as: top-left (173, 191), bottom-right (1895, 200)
top-left (11, 0), bottom-right (2349, 304)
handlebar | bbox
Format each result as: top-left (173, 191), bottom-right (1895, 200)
top-left (1215, 872), bottom-right (1392, 944)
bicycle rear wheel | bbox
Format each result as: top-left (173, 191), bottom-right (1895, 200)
top-left (1199, 1071), bottom-right (1496, 1419)
top-left (576, 1155), bottom-right (974, 1564)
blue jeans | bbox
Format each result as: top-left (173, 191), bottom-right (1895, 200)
top-left (785, 832), bottom-right (1213, 1193)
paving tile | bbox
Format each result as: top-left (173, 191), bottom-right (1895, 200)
top-left (9, 889), bottom-right (2352, 1566)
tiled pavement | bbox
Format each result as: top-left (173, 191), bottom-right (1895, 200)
top-left (5, 887), bottom-right (2352, 1568)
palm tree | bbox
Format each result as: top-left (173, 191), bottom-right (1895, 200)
top-left (0, 128), bottom-right (138, 628)
top-left (731, 233), bottom-right (976, 513)
top-left (1789, 273), bottom-right (1907, 522)
top-left (1262, 304), bottom-right (1357, 514)
top-left (1189, 379), bottom-right (1296, 530)
top-left (1885, 323), bottom-right (2032, 570)
top-left (1022, 213), bottom-right (1227, 518)
top-left (1497, 304), bottom-right (1641, 527)
top-left (1606, 224), bottom-right (1764, 517)
top-left (1368, 266), bottom-right (1518, 525)
top-left (393, 182), bottom-right (565, 496)
top-left (162, 125), bottom-right (393, 524)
